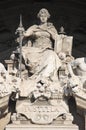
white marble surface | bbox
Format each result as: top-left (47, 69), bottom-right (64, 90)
top-left (5, 124), bottom-right (78, 130)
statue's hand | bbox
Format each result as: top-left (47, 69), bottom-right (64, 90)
top-left (24, 25), bottom-right (38, 37)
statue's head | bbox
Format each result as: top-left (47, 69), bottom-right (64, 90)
top-left (37, 8), bottom-right (50, 23)
top-left (37, 8), bottom-right (50, 18)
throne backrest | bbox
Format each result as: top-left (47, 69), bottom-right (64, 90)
top-left (54, 34), bottom-right (73, 55)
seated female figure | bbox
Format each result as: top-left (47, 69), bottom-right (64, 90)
top-left (22, 8), bottom-right (61, 81)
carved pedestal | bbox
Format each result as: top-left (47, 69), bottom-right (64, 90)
top-left (5, 97), bottom-right (79, 130)
top-left (6, 124), bottom-right (78, 130)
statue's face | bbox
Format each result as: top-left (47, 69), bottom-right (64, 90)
top-left (40, 14), bottom-right (48, 23)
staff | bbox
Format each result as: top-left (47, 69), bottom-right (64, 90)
top-left (16, 14), bottom-right (25, 78)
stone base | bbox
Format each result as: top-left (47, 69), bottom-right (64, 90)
top-left (5, 124), bottom-right (78, 130)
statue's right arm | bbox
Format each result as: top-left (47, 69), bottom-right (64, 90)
top-left (24, 25), bottom-right (38, 37)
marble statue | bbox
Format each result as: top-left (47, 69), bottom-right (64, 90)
top-left (22, 8), bottom-right (61, 80)
top-left (3, 8), bottom-right (86, 130)
top-left (6, 8), bottom-right (76, 126)
top-left (67, 57), bottom-right (86, 92)
top-left (13, 8), bottom-right (63, 97)
top-left (0, 61), bottom-right (21, 117)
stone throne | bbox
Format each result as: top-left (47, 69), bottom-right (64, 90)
top-left (5, 9), bottom-right (79, 130)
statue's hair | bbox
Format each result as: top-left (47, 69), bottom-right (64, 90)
top-left (37, 8), bottom-right (50, 18)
